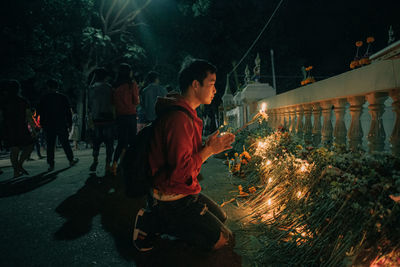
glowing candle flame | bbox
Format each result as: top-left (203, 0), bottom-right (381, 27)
top-left (267, 199), bottom-right (272, 206)
top-left (268, 177), bottom-right (272, 183)
top-left (297, 191), bottom-right (302, 198)
top-left (267, 160), bottom-right (272, 165)
top-left (260, 103), bottom-right (267, 113)
top-left (300, 165), bottom-right (306, 172)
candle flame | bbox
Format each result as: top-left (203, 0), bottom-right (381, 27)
top-left (260, 103), bottom-right (267, 112)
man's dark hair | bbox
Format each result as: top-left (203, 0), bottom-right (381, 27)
top-left (144, 71), bottom-right (159, 86)
top-left (114, 63), bottom-right (132, 88)
top-left (46, 79), bottom-right (59, 90)
top-left (178, 58), bottom-right (217, 94)
top-left (93, 67), bottom-right (109, 82)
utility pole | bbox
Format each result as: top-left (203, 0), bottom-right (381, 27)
top-left (270, 49), bottom-right (276, 90)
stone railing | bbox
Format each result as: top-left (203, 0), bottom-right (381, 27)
top-left (256, 59), bottom-right (400, 156)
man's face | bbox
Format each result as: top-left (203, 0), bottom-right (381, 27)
top-left (196, 72), bottom-right (216, 105)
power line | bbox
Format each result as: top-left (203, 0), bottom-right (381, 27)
top-left (228, 0), bottom-right (285, 77)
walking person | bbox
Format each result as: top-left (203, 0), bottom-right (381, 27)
top-left (38, 79), bottom-right (78, 171)
top-left (0, 80), bottom-right (35, 178)
top-left (68, 107), bottom-right (80, 150)
top-left (133, 59), bottom-right (235, 251)
top-left (88, 67), bottom-right (115, 174)
top-left (111, 63), bottom-right (139, 175)
top-left (140, 71), bottom-right (168, 124)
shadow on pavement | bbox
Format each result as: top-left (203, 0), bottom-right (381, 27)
top-left (54, 173), bottom-right (242, 267)
top-left (0, 167), bottom-right (69, 198)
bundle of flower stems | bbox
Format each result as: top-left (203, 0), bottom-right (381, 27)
top-left (233, 129), bottom-right (400, 266)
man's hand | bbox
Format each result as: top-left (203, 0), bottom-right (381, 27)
top-left (199, 130), bottom-right (235, 162)
top-left (206, 130), bottom-right (235, 155)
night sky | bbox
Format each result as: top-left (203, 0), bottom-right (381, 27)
top-left (1, 0), bottom-right (399, 109)
top-left (134, 0), bottom-right (400, 96)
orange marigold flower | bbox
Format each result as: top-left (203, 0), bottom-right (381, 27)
top-left (366, 36), bottom-right (375, 43)
top-left (241, 151), bottom-right (251, 160)
top-left (224, 153), bottom-right (228, 156)
top-left (356, 41), bottom-right (363, 47)
top-left (234, 152), bottom-right (238, 157)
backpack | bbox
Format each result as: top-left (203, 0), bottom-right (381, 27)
top-left (121, 105), bottom-right (193, 198)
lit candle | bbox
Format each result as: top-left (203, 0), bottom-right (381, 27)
top-left (260, 103), bottom-right (267, 113)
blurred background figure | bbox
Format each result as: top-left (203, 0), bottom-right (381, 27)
top-left (111, 63), bottom-right (139, 175)
top-left (0, 80), bottom-right (34, 178)
top-left (69, 107), bottom-right (80, 150)
top-left (38, 79), bottom-right (78, 171)
top-left (88, 67), bottom-right (115, 174)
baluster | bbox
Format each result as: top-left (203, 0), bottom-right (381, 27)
top-left (276, 108), bottom-right (283, 128)
top-left (366, 92), bottom-right (388, 152)
top-left (312, 103), bottom-right (322, 147)
top-left (289, 107), bottom-right (296, 133)
top-left (279, 108), bottom-right (285, 127)
top-left (295, 105), bottom-right (304, 137)
top-left (347, 96), bottom-right (366, 151)
top-left (267, 110), bottom-right (273, 128)
top-left (321, 101), bottom-right (333, 146)
top-left (271, 109), bottom-right (277, 129)
top-left (284, 108), bottom-right (290, 130)
top-left (389, 89), bottom-right (400, 156)
top-left (332, 98), bottom-right (347, 146)
top-left (303, 104), bottom-right (313, 145)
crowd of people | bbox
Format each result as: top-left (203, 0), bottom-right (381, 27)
top-left (0, 59), bottom-right (236, 253)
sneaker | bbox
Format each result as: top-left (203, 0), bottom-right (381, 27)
top-left (69, 158), bottom-right (79, 167)
top-left (133, 209), bottom-right (153, 252)
top-left (89, 161), bottom-right (98, 172)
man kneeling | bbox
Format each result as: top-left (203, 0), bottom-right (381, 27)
top-left (133, 59), bottom-right (235, 251)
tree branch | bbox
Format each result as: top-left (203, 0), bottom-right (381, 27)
top-left (103, 0), bottom-right (118, 34)
top-left (100, 0), bottom-right (106, 25)
top-left (109, 0), bottom-right (130, 33)
top-left (108, 0), bottom-right (151, 33)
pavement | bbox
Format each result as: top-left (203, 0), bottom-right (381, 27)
top-left (0, 147), bottom-right (255, 267)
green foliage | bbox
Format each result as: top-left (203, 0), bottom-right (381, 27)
top-left (178, 0), bottom-right (211, 17)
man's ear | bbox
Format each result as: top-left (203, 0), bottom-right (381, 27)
top-left (191, 80), bottom-right (200, 90)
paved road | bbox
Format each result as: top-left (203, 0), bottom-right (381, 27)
top-left (0, 148), bottom-right (243, 267)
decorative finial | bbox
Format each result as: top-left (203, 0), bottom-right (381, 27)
top-left (244, 65), bottom-right (250, 84)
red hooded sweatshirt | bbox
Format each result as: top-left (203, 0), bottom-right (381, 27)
top-left (149, 94), bottom-right (203, 195)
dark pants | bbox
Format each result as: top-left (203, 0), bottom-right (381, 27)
top-left (113, 115), bottom-right (136, 163)
top-left (149, 193), bottom-right (231, 250)
top-left (45, 127), bottom-right (73, 165)
top-left (92, 123), bottom-right (114, 163)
